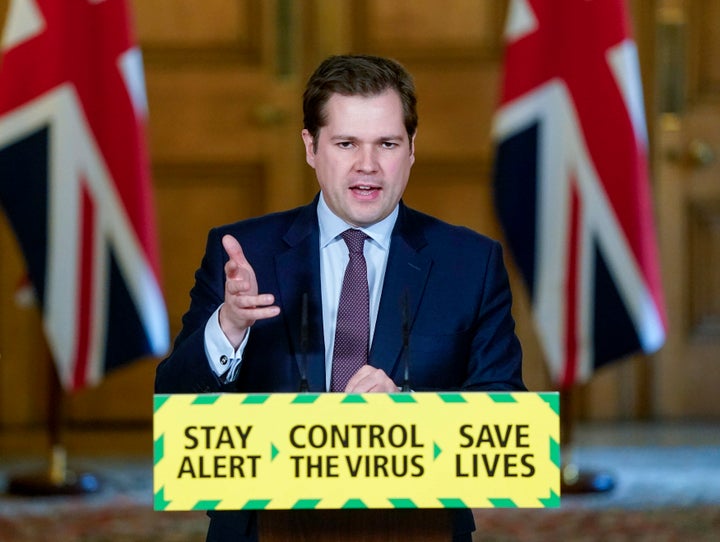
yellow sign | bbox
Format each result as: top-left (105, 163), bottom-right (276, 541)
top-left (153, 392), bottom-right (560, 511)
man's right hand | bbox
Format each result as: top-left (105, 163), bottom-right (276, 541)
top-left (218, 234), bottom-right (280, 348)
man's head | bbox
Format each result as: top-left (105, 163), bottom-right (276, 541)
top-left (301, 55), bottom-right (418, 228)
top-left (303, 55), bottom-right (418, 152)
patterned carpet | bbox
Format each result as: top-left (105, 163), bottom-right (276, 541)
top-left (1, 503), bottom-right (719, 542)
top-left (1, 423), bottom-right (719, 541)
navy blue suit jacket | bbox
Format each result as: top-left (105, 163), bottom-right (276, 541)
top-left (155, 196), bottom-right (524, 540)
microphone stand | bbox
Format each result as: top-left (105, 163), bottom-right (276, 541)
top-left (401, 292), bottom-right (411, 392)
top-left (298, 292), bottom-right (310, 392)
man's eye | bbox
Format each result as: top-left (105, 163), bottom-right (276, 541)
top-left (382, 142), bottom-right (398, 149)
top-left (337, 141), bottom-right (353, 149)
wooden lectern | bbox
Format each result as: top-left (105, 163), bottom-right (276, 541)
top-left (259, 509), bottom-right (453, 541)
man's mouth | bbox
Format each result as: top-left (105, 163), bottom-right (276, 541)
top-left (350, 185), bottom-right (380, 195)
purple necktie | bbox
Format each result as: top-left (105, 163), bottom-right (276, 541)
top-left (330, 229), bottom-right (370, 392)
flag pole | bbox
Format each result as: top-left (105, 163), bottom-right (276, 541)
top-left (559, 384), bottom-right (614, 494)
top-left (6, 345), bottom-right (100, 496)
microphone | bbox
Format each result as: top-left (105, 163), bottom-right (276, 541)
top-left (298, 292), bottom-right (310, 392)
top-left (401, 291), bottom-right (411, 392)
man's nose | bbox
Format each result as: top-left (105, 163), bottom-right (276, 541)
top-left (355, 145), bottom-right (378, 172)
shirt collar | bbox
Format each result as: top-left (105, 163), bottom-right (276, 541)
top-left (317, 192), bottom-right (398, 250)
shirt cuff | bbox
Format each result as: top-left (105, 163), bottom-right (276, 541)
top-left (204, 305), bottom-right (249, 382)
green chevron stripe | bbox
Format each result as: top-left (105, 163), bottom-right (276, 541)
top-left (242, 499), bottom-right (272, 510)
top-left (439, 498), bottom-right (467, 508)
top-left (154, 487), bottom-right (170, 510)
top-left (271, 443), bottom-right (279, 460)
top-left (489, 498), bottom-right (517, 508)
top-left (550, 437), bottom-right (561, 468)
top-left (341, 394), bottom-right (367, 403)
top-left (541, 392), bottom-right (560, 415)
top-left (433, 442), bottom-right (442, 460)
top-left (153, 435), bottom-right (164, 465)
top-left (389, 394), bottom-right (417, 403)
top-left (242, 394), bottom-right (270, 404)
top-left (342, 499), bottom-right (368, 509)
top-left (438, 393), bottom-right (466, 403)
top-left (540, 490), bottom-right (560, 507)
top-left (153, 395), bottom-right (170, 413)
top-left (192, 395), bottom-right (220, 405)
top-left (192, 500), bottom-right (221, 510)
top-left (488, 393), bottom-right (516, 403)
top-left (389, 498), bottom-right (417, 508)
top-left (292, 499), bottom-right (321, 509)
top-left (292, 394), bottom-right (320, 404)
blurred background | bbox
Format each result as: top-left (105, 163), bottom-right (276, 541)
top-left (2, 0), bottom-right (718, 455)
top-left (0, 1), bottom-right (719, 540)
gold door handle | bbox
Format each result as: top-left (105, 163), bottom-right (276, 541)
top-left (666, 139), bottom-right (715, 168)
top-left (685, 139), bottom-right (715, 168)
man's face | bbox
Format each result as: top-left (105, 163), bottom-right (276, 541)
top-left (302, 90), bottom-right (415, 228)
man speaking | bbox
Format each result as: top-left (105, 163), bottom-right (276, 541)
top-left (156, 54), bottom-right (525, 541)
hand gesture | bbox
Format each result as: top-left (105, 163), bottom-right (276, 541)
top-left (218, 235), bottom-right (280, 347)
top-left (344, 365), bottom-right (399, 393)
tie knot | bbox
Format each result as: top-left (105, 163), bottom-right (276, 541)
top-left (341, 229), bottom-right (368, 254)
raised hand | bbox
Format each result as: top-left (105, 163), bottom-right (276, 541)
top-left (218, 234), bottom-right (280, 348)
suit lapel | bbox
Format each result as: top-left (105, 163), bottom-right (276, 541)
top-left (369, 204), bottom-right (431, 380)
top-left (275, 199), bottom-right (326, 392)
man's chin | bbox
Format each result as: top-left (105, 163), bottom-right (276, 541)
top-left (347, 210), bottom-right (388, 228)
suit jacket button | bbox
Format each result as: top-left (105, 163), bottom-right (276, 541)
top-left (220, 355), bottom-right (229, 365)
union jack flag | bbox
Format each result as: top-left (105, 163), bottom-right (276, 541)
top-left (493, 0), bottom-right (667, 389)
top-left (0, 0), bottom-right (169, 391)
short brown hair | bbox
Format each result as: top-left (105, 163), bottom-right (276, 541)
top-left (303, 55), bottom-right (418, 149)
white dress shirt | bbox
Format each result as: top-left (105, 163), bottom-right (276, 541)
top-left (204, 193), bottom-right (398, 389)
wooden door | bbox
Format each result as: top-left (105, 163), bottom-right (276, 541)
top-left (654, 0), bottom-right (720, 417)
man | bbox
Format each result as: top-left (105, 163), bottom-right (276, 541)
top-left (156, 54), bottom-right (524, 541)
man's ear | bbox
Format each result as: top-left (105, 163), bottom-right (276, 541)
top-left (301, 129), bottom-right (316, 168)
top-left (409, 132), bottom-right (417, 164)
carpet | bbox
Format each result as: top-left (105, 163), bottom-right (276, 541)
top-left (1, 504), bottom-right (719, 542)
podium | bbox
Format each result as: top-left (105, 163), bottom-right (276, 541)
top-left (259, 509), bottom-right (453, 541)
top-left (153, 391), bottom-right (560, 536)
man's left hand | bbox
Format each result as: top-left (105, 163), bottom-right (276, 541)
top-left (344, 365), bottom-right (399, 393)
